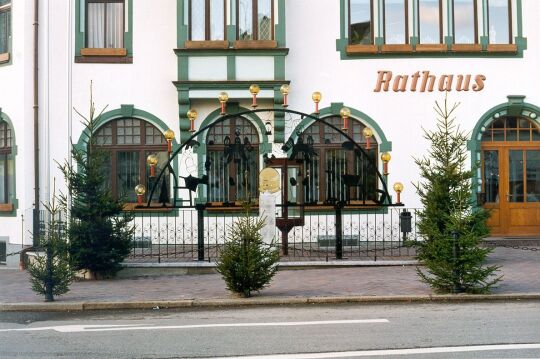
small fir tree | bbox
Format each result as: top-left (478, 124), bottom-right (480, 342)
top-left (60, 84), bottom-right (134, 279)
top-left (28, 181), bottom-right (74, 301)
top-left (216, 203), bottom-right (280, 298)
top-left (414, 96), bottom-right (502, 294)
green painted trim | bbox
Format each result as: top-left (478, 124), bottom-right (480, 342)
top-left (468, 97), bottom-right (540, 202)
top-left (378, 0), bottom-right (383, 37)
top-left (193, 104), bottom-right (271, 201)
top-left (483, 0), bottom-right (490, 37)
top-left (276, 0), bottom-right (286, 47)
top-left (444, 35), bottom-right (453, 50)
top-left (175, 48), bottom-right (289, 57)
top-left (274, 56), bottom-right (285, 80)
top-left (227, 55), bottom-right (235, 80)
top-left (0, 111), bottom-right (18, 216)
top-left (178, 0), bottom-right (188, 48)
top-left (227, 25), bottom-right (236, 44)
top-left (375, 37), bottom-right (384, 46)
top-left (288, 103), bottom-right (392, 152)
top-left (178, 57), bottom-right (189, 81)
top-left (516, 0), bottom-right (523, 37)
top-left (178, 90), bottom-right (191, 144)
top-left (74, 106), bottom-right (180, 186)
top-left (174, 80), bottom-right (290, 91)
top-left (0, 5), bottom-right (13, 67)
top-left (447, 0), bottom-right (452, 38)
top-left (412, 0), bottom-right (417, 37)
top-left (273, 88), bottom-right (285, 143)
top-left (74, 0), bottom-right (133, 57)
top-left (341, 0), bottom-right (347, 39)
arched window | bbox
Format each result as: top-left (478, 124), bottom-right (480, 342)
top-left (206, 117), bottom-right (259, 203)
top-left (94, 118), bottom-right (168, 203)
top-left (301, 116), bottom-right (378, 204)
top-left (0, 119), bottom-right (13, 205)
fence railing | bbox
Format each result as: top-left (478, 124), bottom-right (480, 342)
top-left (125, 208), bottom-right (421, 262)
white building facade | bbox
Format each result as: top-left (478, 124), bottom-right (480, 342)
top-left (0, 0), bottom-right (539, 265)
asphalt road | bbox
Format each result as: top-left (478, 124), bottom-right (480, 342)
top-left (1, 301), bottom-right (539, 358)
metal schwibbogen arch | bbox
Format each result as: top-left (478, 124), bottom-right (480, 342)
top-left (144, 107), bottom-right (404, 258)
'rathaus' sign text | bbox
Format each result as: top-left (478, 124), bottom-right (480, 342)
top-left (374, 71), bottom-right (486, 93)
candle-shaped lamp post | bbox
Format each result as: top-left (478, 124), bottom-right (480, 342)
top-left (280, 84), bottom-right (290, 107)
top-left (381, 152), bottom-right (391, 176)
top-left (187, 109), bottom-right (197, 133)
top-left (135, 184), bottom-right (146, 205)
top-left (312, 91), bottom-right (322, 114)
top-left (363, 127), bottom-right (373, 150)
top-left (393, 182), bottom-right (404, 204)
top-left (164, 129), bottom-right (175, 153)
top-left (218, 92), bottom-right (229, 115)
top-left (147, 153), bottom-right (159, 178)
top-left (340, 107), bottom-right (350, 131)
top-left (249, 84), bottom-right (260, 108)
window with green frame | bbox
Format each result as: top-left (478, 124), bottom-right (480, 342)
top-left (94, 118), bottom-right (169, 203)
top-left (0, 119), bottom-right (13, 207)
top-left (189, 0), bottom-right (226, 41)
top-left (488, 0), bottom-right (512, 44)
top-left (0, 0), bottom-right (11, 61)
top-left (76, 0), bottom-right (133, 62)
top-left (237, 0), bottom-right (274, 40)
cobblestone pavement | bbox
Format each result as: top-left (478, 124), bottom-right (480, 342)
top-left (0, 247), bottom-right (538, 303)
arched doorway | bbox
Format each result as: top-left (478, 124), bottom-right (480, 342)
top-left (480, 116), bottom-right (540, 236)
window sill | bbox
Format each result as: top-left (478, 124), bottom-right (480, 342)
top-left (234, 40), bottom-right (277, 49)
top-left (81, 48), bottom-right (127, 56)
top-left (0, 52), bottom-right (9, 63)
top-left (415, 44), bottom-right (447, 52)
top-left (451, 44), bottom-right (482, 52)
top-left (123, 203), bottom-right (174, 212)
top-left (380, 44), bottom-right (413, 53)
top-left (75, 55), bottom-right (133, 64)
top-left (487, 44), bottom-right (518, 53)
top-left (184, 40), bottom-right (229, 49)
top-left (346, 44), bottom-right (378, 54)
top-left (0, 203), bottom-right (13, 212)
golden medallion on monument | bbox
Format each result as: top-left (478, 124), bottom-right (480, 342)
top-left (259, 168), bottom-right (280, 193)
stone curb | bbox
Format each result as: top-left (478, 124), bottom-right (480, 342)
top-left (2, 293), bottom-right (540, 312)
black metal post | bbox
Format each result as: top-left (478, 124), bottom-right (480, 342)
top-left (44, 241), bottom-right (53, 302)
top-left (335, 207), bottom-right (343, 260)
top-left (196, 204), bottom-right (205, 261)
top-left (452, 230), bottom-right (461, 294)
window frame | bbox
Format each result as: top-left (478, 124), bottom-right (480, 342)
top-left (348, 0), bottom-right (374, 45)
top-left (236, 0), bottom-right (275, 41)
top-left (0, 0), bottom-right (11, 63)
top-left (94, 119), bottom-right (168, 203)
top-left (383, 0), bottom-right (409, 45)
top-left (452, 0), bottom-right (478, 44)
top-left (417, 0), bottom-right (443, 44)
top-left (0, 119), bottom-right (12, 206)
top-left (302, 116), bottom-right (379, 204)
top-left (85, 0), bottom-right (125, 49)
top-left (487, 0), bottom-right (513, 44)
top-left (188, 0), bottom-right (227, 41)
top-left (206, 116), bottom-right (260, 203)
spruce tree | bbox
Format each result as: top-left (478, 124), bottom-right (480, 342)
top-left (28, 181), bottom-right (74, 301)
top-left (60, 86), bottom-right (134, 279)
top-left (414, 96), bottom-right (502, 294)
top-left (216, 204), bottom-right (280, 298)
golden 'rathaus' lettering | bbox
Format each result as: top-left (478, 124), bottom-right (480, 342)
top-left (373, 71), bottom-right (486, 93)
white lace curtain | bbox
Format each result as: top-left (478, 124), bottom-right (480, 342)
top-left (87, 2), bottom-right (124, 48)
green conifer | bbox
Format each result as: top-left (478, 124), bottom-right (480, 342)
top-left (414, 96), bottom-right (502, 294)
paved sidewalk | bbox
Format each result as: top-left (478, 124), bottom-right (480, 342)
top-left (0, 247), bottom-right (538, 311)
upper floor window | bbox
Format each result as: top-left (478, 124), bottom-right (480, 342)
top-left (189, 0), bottom-right (226, 41)
top-left (453, 0), bottom-right (477, 44)
top-left (0, 119), bottom-right (13, 205)
top-left (237, 0), bottom-right (274, 40)
top-left (206, 117), bottom-right (260, 203)
top-left (384, 0), bottom-right (408, 44)
top-left (418, 0), bottom-right (442, 44)
top-left (0, 0), bottom-right (11, 60)
top-left (349, 0), bottom-right (373, 45)
top-left (488, 0), bottom-right (511, 44)
top-left (86, 0), bottom-right (124, 49)
top-left (95, 119), bottom-right (169, 203)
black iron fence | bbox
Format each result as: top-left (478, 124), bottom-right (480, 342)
top-left (125, 208), bottom-right (421, 262)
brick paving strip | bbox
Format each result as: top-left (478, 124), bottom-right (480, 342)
top-left (0, 247), bottom-right (539, 312)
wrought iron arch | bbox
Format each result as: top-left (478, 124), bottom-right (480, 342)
top-left (146, 107), bottom-right (398, 209)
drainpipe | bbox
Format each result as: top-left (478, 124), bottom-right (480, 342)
top-left (32, 0), bottom-right (40, 246)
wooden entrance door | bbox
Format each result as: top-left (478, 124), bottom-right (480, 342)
top-left (482, 145), bottom-right (540, 236)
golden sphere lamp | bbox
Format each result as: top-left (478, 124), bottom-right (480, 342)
top-left (147, 153), bottom-right (159, 177)
top-left (381, 152), bottom-right (391, 175)
top-left (187, 108), bottom-right (198, 133)
top-left (249, 84), bottom-right (260, 108)
top-left (363, 127), bottom-right (374, 150)
top-left (312, 91), bottom-right (322, 114)
top-left (218, 92), bottom-right (229, 115)
top-left (340, 107), bottom-right (351, 131)
top-left (280, 84), bottom-right (290, 107)
top-left (393, 182), bottom-right (404, 204)
top-left (134, 184), bottom-right (146, 205)
top-left (164, 129), bottom-right (175, 153)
